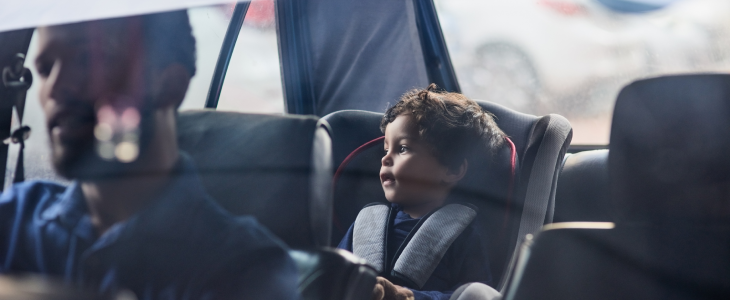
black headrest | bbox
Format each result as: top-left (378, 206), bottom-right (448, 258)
top-left (554, 150), bottom-right (613, 222)
top-left (610, 74), bottom-right (730, 223)
top-left (177, 110), bottom-right (333, 248)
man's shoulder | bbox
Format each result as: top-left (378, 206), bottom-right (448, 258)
top-left (0, 180), bottom-right (68, 208)
top-left (180, 196), bottom-right (287, 251)
top-left (225, 214), bottom-right (288, 250)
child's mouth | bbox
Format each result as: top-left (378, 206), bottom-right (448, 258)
top-left (380, 173), bottom-right (395, 186)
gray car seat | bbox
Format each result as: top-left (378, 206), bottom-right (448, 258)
top-left (177, 110), bottom-right (376, 300)
top-left (503, 74), bottom-right (730, 299)
top-left (323, 100), bottom-right (572, 290)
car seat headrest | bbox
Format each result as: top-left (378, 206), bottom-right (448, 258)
top-left (610, 74), bottom-right (730, 224)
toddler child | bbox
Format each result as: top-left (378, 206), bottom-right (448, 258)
top-left (338, 84), bottom-right (506, 300)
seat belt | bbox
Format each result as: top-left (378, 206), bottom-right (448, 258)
top-left (2, 53), bottom-right (32, 188)
top-left (353, 203), bottom-right (477, 289)
top-left (392, 203), bottom-right (477, 289)
top-left (498, 114), bottom-right (571, 293)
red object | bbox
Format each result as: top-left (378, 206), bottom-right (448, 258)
top-left (537, 0), bottom-right (586, 16)
top-left (502, 137), bottom-right (517, 229)
top-left (244, 0), bottom-right (275, 28)
top-left (332, 136), bottom-right (385, 185)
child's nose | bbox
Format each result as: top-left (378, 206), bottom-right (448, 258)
top-left (381, 154), bottom-right (393, 167)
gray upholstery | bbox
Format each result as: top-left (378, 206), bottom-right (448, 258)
top-left (499, 113), bottom-right (572, 291)
top-left (177, 110), bottom-right (333, 248)
top-left (353, 204), bottom-right (390, 272)
top-left (554, 150), bottom-right (613, 222)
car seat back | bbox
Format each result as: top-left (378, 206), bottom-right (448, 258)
top-left (504, 225), bottom-right (730, 300)
top-left (610, 74), bottom-right (730, 224)
top-left (505, 74), bottom-right (730, 299)
top-left (177, 110), bottom-right (332, 248)
top-left (323, 101), bottom-right (572, 288)
top-left (554, 150), bottom-right (613, 222)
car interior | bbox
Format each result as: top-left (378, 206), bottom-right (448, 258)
top-left (1, 0), bottom-right (730, 299)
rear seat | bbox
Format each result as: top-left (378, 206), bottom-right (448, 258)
top-left (323, 101), bottom-right (572, 290)
top-left (553, 150), bottom-right (613, 223)
top-left (177, 110), bottom-right (376, 300)
top-left (503, 74), bottom-right (730, 299)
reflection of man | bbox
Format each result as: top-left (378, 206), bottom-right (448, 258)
top-left (0, 11), bottom-right (299, 299)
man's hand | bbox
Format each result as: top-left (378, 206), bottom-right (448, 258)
top-left (371, 276), bottom-right (414, 300)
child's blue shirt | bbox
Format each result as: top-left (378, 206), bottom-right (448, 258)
top-left (338, 204), bottom-right (493, 300)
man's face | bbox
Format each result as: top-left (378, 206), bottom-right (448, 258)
top-left (35, 19), bottom-right (148, 179)
top-left (380, 114), bottom-right (451, 206)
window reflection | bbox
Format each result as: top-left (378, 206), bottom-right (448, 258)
top-left (20, 5), bottom-right (234, 182)
top-left (218, 0), bottom-right (285, 114)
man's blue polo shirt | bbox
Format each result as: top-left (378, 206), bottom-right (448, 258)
top-left (0, 155), bottom-right (300, 299)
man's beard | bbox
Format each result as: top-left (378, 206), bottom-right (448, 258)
top-left (51, 106), bottom-right (155, 181)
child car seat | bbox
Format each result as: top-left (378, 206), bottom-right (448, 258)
top-left (323, 100), bottom-right (572, 290)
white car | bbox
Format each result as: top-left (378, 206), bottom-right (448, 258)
top-left (436, 0), bottom-right (650, 113)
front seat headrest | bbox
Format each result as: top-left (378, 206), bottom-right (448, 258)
top-left (610, 74), bottom-right (730, 224)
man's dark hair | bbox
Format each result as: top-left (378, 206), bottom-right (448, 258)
top-left (141, 10), bottom-right (197, 77)
top-left (381, 83), bottom-right (506, 170)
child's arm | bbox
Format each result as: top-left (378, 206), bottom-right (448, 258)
top-left (407, 289), bottom-right (453, 300)
top-left (337, 223), bottom-right (355, 251)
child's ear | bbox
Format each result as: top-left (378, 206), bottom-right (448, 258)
top-left (445, 159), bottom-right (468, 185)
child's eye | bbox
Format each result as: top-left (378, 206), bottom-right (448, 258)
top-left (384, 148), bottom-right (389, 155)
top-left (36, 60), bottom-right (52, 78)
top-left (399, 146), bottom-right (408, 153)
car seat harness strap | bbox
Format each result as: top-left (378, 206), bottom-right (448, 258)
top-left (353, 203), bottom-right (390, 273)
top-left (353, 203), bottom-right (477, 289)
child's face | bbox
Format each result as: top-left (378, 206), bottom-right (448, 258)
top-left (380, 114), bottom-right (453, 207)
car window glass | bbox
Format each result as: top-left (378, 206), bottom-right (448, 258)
top-left (17, 5), bottom-right (233, 183)
top-left (180, 4), bottom-right (237, 109)
top-left (217, 0), bottom-right (284, 113)
top-left (434, 0), bottom-right (730, 144)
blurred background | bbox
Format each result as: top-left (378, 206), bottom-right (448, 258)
top-left (434, 0), bottom-right (730, 144)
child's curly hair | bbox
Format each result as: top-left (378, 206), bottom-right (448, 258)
top-left (381, 83), bottom-right (506, 170)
